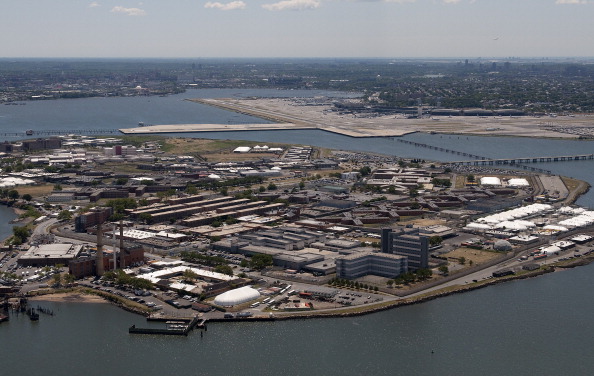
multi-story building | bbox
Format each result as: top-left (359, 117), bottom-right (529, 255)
top-left (75, 207), bottom-right (113, 232)
top-left (335, 251), bottom-right (408, 279)
top-left (381, 227), bottom-right (429, 270)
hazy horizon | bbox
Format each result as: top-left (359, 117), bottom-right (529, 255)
top-left (2, 0), bottom-right (593, 59)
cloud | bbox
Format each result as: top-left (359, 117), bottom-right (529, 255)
top-left (555, 0), bottom-right (587, 3)
top-left (89, 1), bottom-right (100, 7)
top-left (442, 0), bottom-right (462, 3)
top-left (204, 1), bottom-right (247, 10)
top-left (262, 0), bottom-right (321, 11)
top-left (110, 6), bottom-right (147, 16)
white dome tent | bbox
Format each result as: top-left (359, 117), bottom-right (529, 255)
top-left (214, 286), bottom-right (260, 307)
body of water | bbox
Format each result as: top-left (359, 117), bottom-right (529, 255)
top-left (1, 90), bottom-right (594, 375)
top-left (2, 263), bottom-right (593, 376)
top-left (0, 205), bottom-right (17, 242)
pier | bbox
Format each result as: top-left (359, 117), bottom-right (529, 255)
top-left (129, 315), bottom-right (203, 336)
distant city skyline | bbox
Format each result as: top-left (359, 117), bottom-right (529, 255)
top-left (1, 0), bottom-right (593, 58)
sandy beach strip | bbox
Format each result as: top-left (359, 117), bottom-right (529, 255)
top-left (29, 292), bottom-right (107, 304)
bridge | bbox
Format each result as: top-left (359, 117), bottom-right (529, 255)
top-left (450, 154), bottom-right (594, 165)
top-left (392, 137), bottom-right (552, 174)
top-left (392, 138), bottom-right (489, 160)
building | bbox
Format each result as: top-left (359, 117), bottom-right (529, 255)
top-left (68, 246), bottom-right (144, 278)
top-left (335, 251), bottom-right (407, 279)
top-left (75, 207), bottom-right (113, 232)
top-left (381, 227), bottom-right (429, 270)
top-left (19, 244), bottom-right (84, 267)
top-left (21, 137), bottom-right (62, 152)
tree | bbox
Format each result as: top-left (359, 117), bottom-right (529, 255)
top-left (22, 194), bottom-right (32, 201)
top-left (267, 183), bottom-right (277, 191)
top-left (214, 265), bottom-right (234, 276)
top-left (182, 269), bottom-right (199, 283)
top-left (57, 210), bottom-right (72, 221)
top-left (259, 186), bottom-right (266, 193)
top-left (52, 273), bottom-right (62, 287)
top-left (459, 257), bottom-right (466, 265)
top-left (12, 226), bottom-right (30, 245)
top-left (429, 236), bottom-right (443, 247)
top-left (299, 181), bottom-right (305, 190)
top-left (417, 268), bottom-right (433, 281)
top-left (438, 265), bottom-right (449, 275)
top-left (114, 177), bottom-right (128, 185)
top-left (250, 254), bottom-right (273, 270)
top-left (138, 213), bottom-right (153, 224)
top-left (54, 184), bottom-right (62, 191)
top-left (63, 273), bottom-right (75, 285)
top-left (359, 166), bottom-right (372, 176)
top-left (8, 190), bottom-right (19, 200)
top-left (466, 174), bottom-right (475, 183)
top-left (387, 280), bottom-right (394, 288)
top-left (186, 184), bottom-right (198, 195)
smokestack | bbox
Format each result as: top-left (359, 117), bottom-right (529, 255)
top-left (119, 220), bottom-right (126, 269)
top-left (112, 224), bottom-right (117, 272)
top-left (96, 223), bottom-right (104, 276)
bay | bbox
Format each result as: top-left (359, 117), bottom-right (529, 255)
top-left (2, 263), bottom-right (593, 376)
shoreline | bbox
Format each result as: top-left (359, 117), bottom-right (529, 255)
top-left (24, 254), bottom-right (593, 322)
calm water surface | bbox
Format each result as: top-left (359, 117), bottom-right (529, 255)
top-left (2, 263), bottom-right (593, 376)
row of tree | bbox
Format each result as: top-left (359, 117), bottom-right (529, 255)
top-left (328, 278), bottom-right (379, 292)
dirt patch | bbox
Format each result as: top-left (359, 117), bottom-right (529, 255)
top-left (400, 218), bottom-right (448, 226)
top-left (15, 184), bottom-right (54, 198)
top-left (30, 292), bottom-right (107, 304)
top-left (442, 247), bottom-right (502, 266)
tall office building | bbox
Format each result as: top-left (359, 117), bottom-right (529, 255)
top-left (381, 227), bottom-right (429, 270)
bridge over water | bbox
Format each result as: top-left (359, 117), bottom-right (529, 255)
top-left (450, 154), bottom-right (594, 165)
top-left (392, 137), bottom-right (552, 174)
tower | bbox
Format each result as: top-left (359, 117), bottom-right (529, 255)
top-left (119, 221), bottom-right (126, 269)
top-left (96, 223), bottom-right (104, 276)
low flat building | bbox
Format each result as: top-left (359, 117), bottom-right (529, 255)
top-left (19, 244), bottom-right (84, 267)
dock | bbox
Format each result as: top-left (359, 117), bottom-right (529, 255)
top-left (129, 315), bottom-right (203, 336)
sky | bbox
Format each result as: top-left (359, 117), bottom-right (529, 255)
top-left (1, 0), bottom-right (593, 58)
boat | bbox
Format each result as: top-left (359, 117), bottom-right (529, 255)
top-left (138, 122), bottom-right (145, 127)
top-left (26, 130), bottom-right (33, 135)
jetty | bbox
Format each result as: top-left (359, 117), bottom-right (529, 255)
top-left (129, 315), bottom-right (203, 336)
